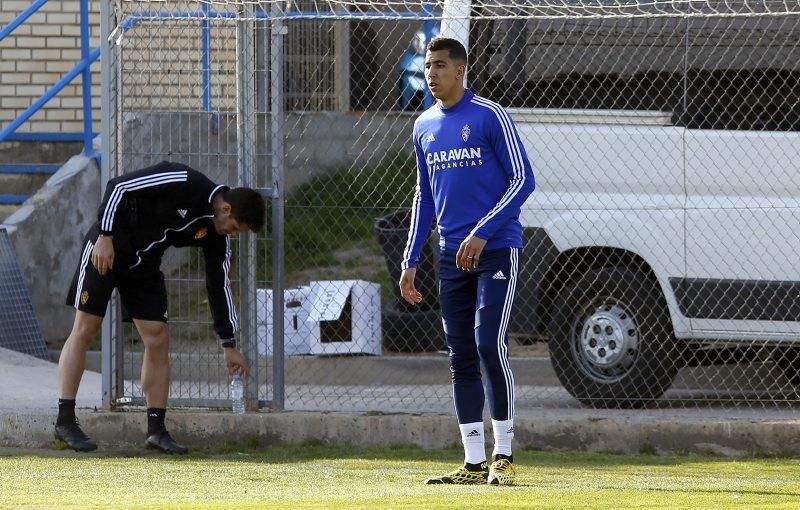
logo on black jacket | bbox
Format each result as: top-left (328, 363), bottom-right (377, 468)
top-left (195, 228), bottom-right (208, 240)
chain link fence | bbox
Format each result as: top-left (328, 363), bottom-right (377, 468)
top-left (104, 0), bottom-right (800, 412)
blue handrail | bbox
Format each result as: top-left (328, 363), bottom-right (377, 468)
top-left (0, 0), bottom-right (98, 158)
top-left (0, 3), bottom-right (440, 160)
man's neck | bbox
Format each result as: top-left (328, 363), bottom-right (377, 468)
top-left (439, 87), bottom-right (466, 109)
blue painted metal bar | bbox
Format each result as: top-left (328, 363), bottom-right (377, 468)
top-left (0, 164), bottom-right (60, 174)
top-left (0, 0), bottom-right (49, 42)
top-left (127, 9), bottom-right (438, 22)
top-left (201, 2), bottom-right (212, 112)
top-left (5, 132), bottom-right (94, 142)
top-left (0, 47), bottom-right (100, 143)
top-left (80, 0), bottom-right (94, 157)
top-left (0, 195), bottom-right (30, 205)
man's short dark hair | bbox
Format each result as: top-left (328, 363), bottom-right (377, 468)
top-left (224, 187), bottom-right (266, 232)
top-left (428, 37), bottom-right (468, 64)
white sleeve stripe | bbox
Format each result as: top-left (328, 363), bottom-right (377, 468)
top-left (472, 97), bottom-right (523, 178)
top-left (469, 98), bottom-right (527, 234)
top-left (208, 184), bottom-right (226, 204)
top-left (471, 98), bottom-right (525, 231)
top-left (223, 235), bottom-right (239, 332)
top-left (102, 173), bottom-right (187, 230)
top-left (100, 171), bottom-right (188, 232)
top-left (102, 175), bottom-right (187, 231)
top-left (402, 186), bottom-right (423, 268)
top-left (470, 179), bottom-right (525, 237)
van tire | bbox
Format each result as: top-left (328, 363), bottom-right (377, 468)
top-left (548, 266), bottom-right (681, 408)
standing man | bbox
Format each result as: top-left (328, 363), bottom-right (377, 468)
top-left (55, 161), bottom-right (265, 454)
top-left (400, 37), bottom-right (535, 486)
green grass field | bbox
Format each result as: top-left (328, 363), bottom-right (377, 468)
top-left (2, 445), bottom-right (800, 509)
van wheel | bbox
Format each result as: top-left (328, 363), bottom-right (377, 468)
top-left (548, 266), bottom-right (681, 408)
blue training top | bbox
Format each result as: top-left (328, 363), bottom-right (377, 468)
top-left (402, 89), bottom-right (536, 269)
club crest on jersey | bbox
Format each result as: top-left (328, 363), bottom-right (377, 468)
top-left (80, 291), bottom-right (89, 305)
top-left (461, 124), bottom-right (470, 142)
top-left (195, 228), bottom-right (208, 240)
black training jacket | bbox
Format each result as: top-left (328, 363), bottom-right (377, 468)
top-left (97, 160), bottom-right (238, 341)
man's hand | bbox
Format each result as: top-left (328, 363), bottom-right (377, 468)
top-left (456, 235), bottom-right (488, 270)
top-left (223, 347), bottom-right (249, 378)
top-left (91, 235), bottom-right (115, 276)
top-left (399, 268), bottom-right (423, 306)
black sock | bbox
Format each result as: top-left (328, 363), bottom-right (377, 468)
top-left (492, 453), bottom-right (513, 463)
top-left (147, 408), bottom-right (166, 436)
top-left (464, 461), bottom-right (487, 472)
top-left (56, 399), bottom-right (76, 427)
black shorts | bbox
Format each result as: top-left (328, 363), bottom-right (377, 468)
top-left (66, 224), bottom-right (168, 323)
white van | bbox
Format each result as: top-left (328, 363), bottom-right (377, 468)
top-left (507, 107), bottom-right (800, 407)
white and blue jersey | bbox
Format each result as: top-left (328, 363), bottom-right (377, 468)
top-left (402, 89), bottom-right (536, 269)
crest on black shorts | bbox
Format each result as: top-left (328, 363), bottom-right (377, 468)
top-left (81, 291), bottom-right (89, 305)
top-left (461, 124), bottom-right (470, 142)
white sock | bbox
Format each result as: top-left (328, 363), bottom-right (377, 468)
top-left (491, 419), bottom-right (514, 457)
top-left (459, 422), bottom-right (486, 464)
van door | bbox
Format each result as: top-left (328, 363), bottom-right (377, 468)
top-left (682, 130), bottom-right (800, 340)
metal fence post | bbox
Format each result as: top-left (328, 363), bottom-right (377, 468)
top-left (79, 0), bottom-right (93, 156)
top-left (99, 0), bottom-right (113, 410)
top-left (270, 7), bottom-right (286, 411)
top-left (236, 4), bottom-right (259, 411)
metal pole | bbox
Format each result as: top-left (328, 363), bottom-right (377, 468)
top-left (270, 5), bottom-right (287, 411)
top-left (80, 0), bottom-right (93, 156)
top-left (237, 2), bottom-right (259, 411)
top-left (201, 1), bottom-right (211, 112)
top-left (99, 0), bottom-right (113, 410)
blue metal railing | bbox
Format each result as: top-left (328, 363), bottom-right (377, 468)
top-left (0, 0), bottom-right (99, 157)
top-left (1, 3), bottom-right (440, 159)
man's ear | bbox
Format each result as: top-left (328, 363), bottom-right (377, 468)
top-left (221, 202), bottom-right (232, 215)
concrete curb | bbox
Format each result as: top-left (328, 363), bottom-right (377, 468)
top-left (4, 409), bottom-right (800, 457)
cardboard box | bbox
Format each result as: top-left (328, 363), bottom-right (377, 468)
top-left (306, 280), bottom-right (382, 356)
top-left (256, 287), bottom-right (317, 356)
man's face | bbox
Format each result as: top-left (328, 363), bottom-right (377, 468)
top-left (424, 49), bottom-right (465, 102)
top-left (214, 203), bottom-right (251, 236)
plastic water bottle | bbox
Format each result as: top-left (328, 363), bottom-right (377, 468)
top-left (230, 374), bottom-right (245, 415)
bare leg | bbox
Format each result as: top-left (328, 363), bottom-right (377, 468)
top-left (58, 311), bottom-right (103, 399)
top-left (135, 319), bottom-right (170, 408)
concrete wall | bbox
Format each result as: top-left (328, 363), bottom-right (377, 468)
top-left (122, 111), bottom-right (417, 190)
top-left (1, 155), bottom-right (100, 341)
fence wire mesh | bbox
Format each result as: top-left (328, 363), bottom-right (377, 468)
top-left (108, 0), bottom-right (800, 413)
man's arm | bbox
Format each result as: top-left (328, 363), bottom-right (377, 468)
top-left (202, 235), bottom-right (239, 343)
top-left (401, 136), bottom-right (436, 271)
top-left (470, 106), bottom-right (536, 241)
top-left (202, 236), bottom-right (248, 376)
top-left (400, 134), bottom-right (436, 305)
